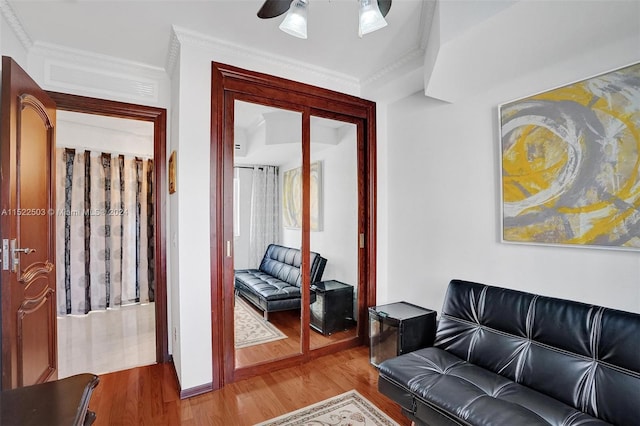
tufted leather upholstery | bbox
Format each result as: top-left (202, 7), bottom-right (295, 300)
top-left (235, 244), bottom-right (327, 317)
top-left (378, 280), bottom-right (640, 426)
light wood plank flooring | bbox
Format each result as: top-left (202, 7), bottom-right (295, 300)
top-left (89, 346), bottom-right (411, 426)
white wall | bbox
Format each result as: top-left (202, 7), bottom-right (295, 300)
top-left (380, 37), bottom-right (640, 314)
top-left (168, 55), bottom-right (182, 382)
top-left (309, 125), bottom-right (359, 287)
top-left (56, 111), bottom-right (154, 157)
top-left (0, 12), bottom-right (27, 68)
top-left (171, 44), bottom-right (212, 391)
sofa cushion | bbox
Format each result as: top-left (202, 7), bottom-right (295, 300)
top-left (235, 270), bottom-right (301, 301)
top-left (378, 347), bottom-right (610, 426)
top-left (258, 244), bottom-right (326, 287)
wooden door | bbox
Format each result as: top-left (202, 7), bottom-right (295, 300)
top-left (0, 56), bottom-right (57, 389)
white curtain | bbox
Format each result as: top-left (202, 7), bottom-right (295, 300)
top-left (249, 166), bottom-right (280, 268)
top-left (56, 148), bottom-right (155, 315)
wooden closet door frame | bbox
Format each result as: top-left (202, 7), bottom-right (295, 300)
top-left (210, 62), bottom-right (377, 389)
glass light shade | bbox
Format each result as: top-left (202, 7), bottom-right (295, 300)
top-left (279, 0), bottom-right (308, 39)
top-left (358, 0), bottom-right (388, 37)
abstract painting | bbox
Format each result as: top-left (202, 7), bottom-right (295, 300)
top-left (282, 161), bottom-right (323, 231)
top-left (500, 63), bottom-right (640, 250)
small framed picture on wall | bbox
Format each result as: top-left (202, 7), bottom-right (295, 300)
top-left (168, 150), bottom-right (177, 194)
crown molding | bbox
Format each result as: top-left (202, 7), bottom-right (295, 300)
top-left (358, 0), bottom-right (434, 91)
top-left (419, 0), bottom-right (437, 50)
top-left (0, 0), bottom-right (32, 50)
top-left (361, 48), bottom-right (424, 87)
top-left (166, 27), bottom-right (180, 76)
top-left (30, 41), bottom-right (166, 78)
top-left (169, 25), bottom-right (361, 94)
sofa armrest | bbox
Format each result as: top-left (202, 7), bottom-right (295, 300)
top-left (312, 256), bottom-right (327, 282)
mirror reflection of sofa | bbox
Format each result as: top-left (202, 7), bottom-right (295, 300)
top-left (234, 244), bottom-right (327, 320)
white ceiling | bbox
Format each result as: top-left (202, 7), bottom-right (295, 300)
top-left (234, 100), bottom-right (353, 166)
top-left (7, 0), bottom-right (430, 83)
top-left (5, 0), bottom-right (637, 168)
top-left (4, 1), bottom-right (637, 105)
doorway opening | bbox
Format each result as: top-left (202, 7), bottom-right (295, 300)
top-left (55, 111), bottom-right (157, 377)
top-left (48, 91), bottom-right (170, 374)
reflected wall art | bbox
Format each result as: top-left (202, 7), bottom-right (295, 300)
top-left (500, 63), bottom-right (640, 250)
top-left (282, 161), bottom-right (323, 231)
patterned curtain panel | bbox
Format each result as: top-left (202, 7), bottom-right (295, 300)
top-left (249, 165), bottom-right (280, 268)
top-left (56, 148), bottom-right (155, 315)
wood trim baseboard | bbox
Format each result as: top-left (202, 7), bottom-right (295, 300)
top-left (179, 382), bottom-right (214, 400)
top-left (169, 355), bottom-right (214, 399)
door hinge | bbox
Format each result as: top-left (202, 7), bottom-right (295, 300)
top-left (359, 233), bottom-right (365, 249)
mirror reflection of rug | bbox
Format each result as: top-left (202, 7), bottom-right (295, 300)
top-left (235, 296), bottom-right (287, 348)
top-left (254, 390), bottom-right (400, 426)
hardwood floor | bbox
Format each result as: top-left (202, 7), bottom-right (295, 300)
top-left (89, 346), bottom-right (411, 425)
top-left (235, 303), bottom-right (359, 368)
top-left (236, 308), bottom-right (302, 367)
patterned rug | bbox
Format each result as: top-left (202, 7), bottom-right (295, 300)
top-left (254, 390), bottom-right (400, 426)
top-left (235, 296), bottom-right (287, 348)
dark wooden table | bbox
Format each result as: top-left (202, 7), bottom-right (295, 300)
top-left (0, 373), bottom-right (99, 426)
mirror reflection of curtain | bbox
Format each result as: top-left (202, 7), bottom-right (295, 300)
top-left (249, 165), bottom-right (280, 268)
top-left (55, 148), bottom-right (155, 315)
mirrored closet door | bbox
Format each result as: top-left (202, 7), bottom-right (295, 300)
top-left (212, 62), bottom-right (376, 387)
top-left (309, 115), bottom-right (360, 349)
top-left (232, 100), bottom-right (303, 369)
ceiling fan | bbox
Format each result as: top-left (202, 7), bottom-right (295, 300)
top-left (257, 0), bottom-right (392, 39)
top-left (257, 0), bottom-right (392, 19)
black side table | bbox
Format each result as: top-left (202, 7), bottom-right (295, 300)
top-left (368, 301), bottom-right (437, 367)
top-left (310, 280), bottom-right (355, 335)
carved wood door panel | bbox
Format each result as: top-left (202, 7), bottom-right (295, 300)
top-left (1, 56), bottom-right (57, 389)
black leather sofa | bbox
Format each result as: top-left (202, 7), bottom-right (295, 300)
top-left (378, 279), bottom-right (639, 426)
top-left (235, 244), bottom-right (327, 320)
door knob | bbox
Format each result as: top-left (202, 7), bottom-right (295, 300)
top-left (14, 247), bottom-right (36, 254)
top-left (10, 239), bottom-right (36, 273)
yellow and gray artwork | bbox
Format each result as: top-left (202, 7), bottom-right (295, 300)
top-left (500, 63), bottom-right (639, 250)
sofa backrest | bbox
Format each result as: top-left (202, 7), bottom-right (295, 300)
top-left (259, 244), bottom-right (327, 288)
top-left (434, 279), bottom-right (640, 426)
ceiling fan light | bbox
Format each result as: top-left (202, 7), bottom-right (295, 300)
top-left (279, 0), bottom-right (308, 39)
top-left (358, 0), bottom-right (388, 37)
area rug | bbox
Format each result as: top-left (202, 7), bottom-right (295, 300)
top-left (235, 296), bottom-right (287, 348)
top-left (254, 390), bottom-right (400, 426)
